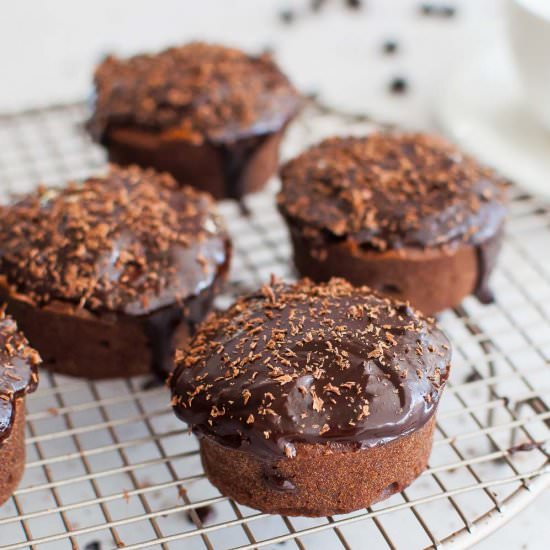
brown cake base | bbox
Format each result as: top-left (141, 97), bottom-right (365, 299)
top-left (0, 279), bottom-right (219, 381)
top-left (0, 399), bottom-right (26, 506)
top-left (288, 228), bottom-right (481, 316)
top-left (105, 127), bottom-right (285, 200)
top-left (200, 416), bottom-right (436, 517)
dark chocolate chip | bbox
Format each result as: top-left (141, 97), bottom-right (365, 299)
top-left (280, 9), bottom-right (295, 24)
top-left (420, 3), bottom-right (434, 15)
top-left (186, 505), bottom-right (215, 524)
top-left (389, 77), bottom-right (408, 94)
top-left (382, 40), bottom-right (399, 54)
top-left (311, 0), bottom-right (327, 12)
top-left (441, 6), bottom-right (456, 17)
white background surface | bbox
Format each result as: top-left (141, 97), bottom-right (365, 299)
top-left (0, 1), bottom-right (548, 548)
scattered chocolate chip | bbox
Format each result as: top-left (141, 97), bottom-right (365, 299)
top-left (419, 3), bottom-right (456, 18)
top-left (420, 3), bottom-right (434, 15)
top-left (280, 9), bottom-right (295, 24)
top-left (186, 505), bottom-right (215, 524)
top-left (382, 40), bottom-right (399, 54)
top-left (389, 76), bottom-right (408, 94)
top-left (85, 543), bottom-right (101, 550)
top-left (441, 5), bottom-right (456, 17)
top-left (311, 0), bottom-right (327, 12)
top-left (346, 0), bottom-right (363, 9)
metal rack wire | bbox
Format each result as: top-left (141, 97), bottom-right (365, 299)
top-left (0, 102), bottom-right (548, 550)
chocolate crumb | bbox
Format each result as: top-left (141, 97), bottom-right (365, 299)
top-left (420, 3), bottom-right (435, 15)
top-left (186, 505), bottom-right (215, 524)
top-left (507, 441), bottom-right (545, 454)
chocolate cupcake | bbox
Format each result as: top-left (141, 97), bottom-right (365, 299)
top-left (87, 42), bottom-right (302, 201)
top-left (0, 165), bottom-right (230, 380)
top-left (0, 311), bottom-right (40, 505)
top-left (278, 133), bottom-right (508, 315)
top-left (171, 277), bottom-right (451, 516)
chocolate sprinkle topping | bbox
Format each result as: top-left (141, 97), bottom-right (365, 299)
top-left (171, 278), bottom-right (451, 459)
top-left (278, 133), bottom-right (507, 252)
top-left (0, 165), bottom-right (229, 316)
top-left (88, 42), bottom-right (301, 145)
top-left (0, 310), bottom-right (40, 444)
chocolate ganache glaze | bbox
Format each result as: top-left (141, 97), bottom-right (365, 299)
top-left (171, 278), bottom-right (451, 459)
top-left (0, 166), bottom-right (230, 378)
top-left (0, 312), bottom-right (40, 444)
top-left (278, 133), bottom-right (508, 302)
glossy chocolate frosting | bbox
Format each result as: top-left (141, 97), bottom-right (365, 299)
top-left (88, 42), bottom-right (302, 146)
top-left (171, 278), bottom-right (451, 459)
top-left (0, 165), bottom-right (230, 317)
top-left (0, 311), bottom-right (40, 444)
top-left (278, 133), bottom-right (507, 252)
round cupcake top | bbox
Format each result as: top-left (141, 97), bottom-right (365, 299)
top-left (0, 165), bottom-right (230, 316)
top-left (0, 311), bottom-right (40, 443)
top-left (171, 277), bottom-right (451, 458)
top-left (278, 133), bottom-right (507, 251)
top-left (88, 42), bottom-right (301, 145)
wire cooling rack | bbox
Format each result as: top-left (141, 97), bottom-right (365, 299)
top-left (0, 102), bottom-right (548, 550)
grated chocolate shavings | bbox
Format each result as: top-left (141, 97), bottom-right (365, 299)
top-left (278, 133), bottom-right (507, 253)
top-left (0, 165), bottom-right (230, 316)
top-left (88, 42), bottom-right (301, 145)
